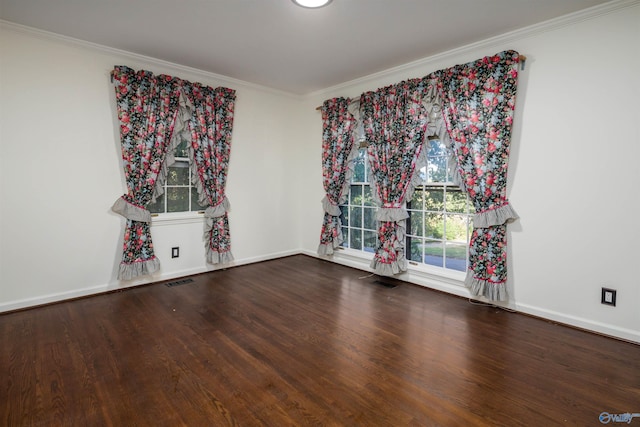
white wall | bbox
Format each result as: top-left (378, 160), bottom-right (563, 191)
top-left (0, 24), bottom-right (302, 310)
top-left (2, 2), bottom-right (638, 343)
top-left (296, 2), bottom-right (640, 343)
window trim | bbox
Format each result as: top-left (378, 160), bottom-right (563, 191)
top-left (331, 245), bottom-right (467, 287)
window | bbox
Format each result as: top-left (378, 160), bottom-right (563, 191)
top-left (147, 140), bottom-right (202, 215)
top-left (339, 147), bottom-right (377, 253)
top-left (339, 139), bottom-right (474, 273)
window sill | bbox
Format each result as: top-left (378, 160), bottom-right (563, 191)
top-left (330, 247), bottom-right (469, 297)
top-left (150, 212), bottom-right (205, 227)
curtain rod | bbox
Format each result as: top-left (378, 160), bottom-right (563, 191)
top-left (315, 54), bottom-right (527, 111)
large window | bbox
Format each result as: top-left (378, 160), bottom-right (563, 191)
top-left (339, 139), bottom-right (474, 273)
top-left (339, 147), bottom-right (377, 253)
top-left (147, 141), bottom-right (202, 215)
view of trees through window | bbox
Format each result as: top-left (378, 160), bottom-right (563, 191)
top-left (339, 139), bottom-right (474, 272)
top-left (148, 140), bottom-right (202, 215)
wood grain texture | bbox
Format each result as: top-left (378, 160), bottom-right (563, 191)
top-left (1, 255), bottom-right (638, 426)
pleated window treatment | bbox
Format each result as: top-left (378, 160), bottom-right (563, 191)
top-left (430, 51), bottom-right (520, 300)
top-left (111, 66), bottom-right (236, 280)
top-left (317, 50), bottom-right (520, 301)
top-left (360, 79), bottom-right (429, 275)
top-left (317, 98), bottom-right (358, 255)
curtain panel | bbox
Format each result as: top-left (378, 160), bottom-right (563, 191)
top-left (318, 50), bottom-right (520, 301)
top-left (182, 83), bottom-right (236, 264)
top-left (317, 98), bottom-right (358, 255)
top-left (111, 66), bottom-right (183, 280)
top-left (360, 79), bottom-right (429, 275)
top-left (111, 66), bottom-right (236, 280)
top-left (430, 50), bottom-right (520, 300)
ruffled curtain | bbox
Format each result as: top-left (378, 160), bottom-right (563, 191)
top-left (430, 50), bottom-right (520, 300)
top-left (317, 98), bottom-right (358, 255)
top-left (360, 79), bottom-right (429, 275)
top-left (182, 83), bottom-right (236, 264)
top-left (111, 66), bottom-right (182, 280)
top-left (111, 66), bottom-right (236, 280)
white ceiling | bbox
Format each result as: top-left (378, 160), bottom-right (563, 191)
top-left (1, 0), bottom-right (612, 94)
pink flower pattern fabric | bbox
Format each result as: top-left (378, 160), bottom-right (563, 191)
top-left (111, 66), bottom-right (182, 279)
top-left (318, 98), bottom-right (357, 255)
top-left (318, 50), bottom-right (520, 301)
top-left (430, 50), bottom-right (520, 300)
top-left (112, 66), bottom-right (235, 279)
top-left (360, 79), bottom-right (429, 275)
top-left (182, 83), bottom-right (236, 264)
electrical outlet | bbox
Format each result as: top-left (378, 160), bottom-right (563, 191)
top-left (171, 247), bottom-right (179, 258)
top-left (601, 288), bottom-right (616, 306)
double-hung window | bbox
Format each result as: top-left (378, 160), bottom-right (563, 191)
top-left (147, 140), bottom-right (202, 215)
top-left (339, 139), bottom-right (474, 273)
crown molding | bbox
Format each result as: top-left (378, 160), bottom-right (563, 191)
top-left (0, 19), bottom-right (303, 100)
top-left (307, 0), bottom-right (639, 99)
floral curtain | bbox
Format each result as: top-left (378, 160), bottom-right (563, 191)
top-left (360, 79), bottom-right (429, 275)
top-left (430, 50), bottom-right (520, 301)
top-left (317, 97), bottom-right (358, 255)
top-left (110, 66), bottom-right (182, 280)
top-left (111, 66), bottom-right (236, 280)
top-left (181, 83), bottom-right (236, 264)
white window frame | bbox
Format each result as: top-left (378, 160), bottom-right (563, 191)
top-left (337, 141), bottom-right (472, 281)
top-left (148, 156), bottom-right (205, 225)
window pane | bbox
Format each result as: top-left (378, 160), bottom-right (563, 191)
top-left (427, 156), bottom-right (448, 183)
top-left (363, 230), bottom-right (376, 253)
top-left (468, 200), bottom-right (476, 215)
top-left (168, 162), bottom-right (189, 185)
top-left (148, 194), bottom-right (165, 214)
top-left (445, 243), bottom-right (467, 272)
top-left (410, 189), bottom-right (424, 209)
top-left (353, 152), bottom-right (366, 183)
top-left (339, 205), bottom-right (349, 226)
top-left (363, 207), bottom-right (376, 231)
top-left (427, 139), bottom-right (450, 183)
top-left (425, 213), bottom-right (444, 239)
top-left (417, 166), bottom-right (427, 183)
top-left (445, 214), bottom-right (469, 242)
top-left (191, 187), bottom-right (203, 211)
top-left (341, 227), bottom-right (349, 248)
top-left (446, 191), bottom-right (468, 213)
top-left (349, 206), bottom-right (362, 228)
top-left (175, 139), bottom-right (189, 158)
top-left (424, 240), bottom-right (444, 267)
top-left (427, 139), bottom-right (447, 157)
top-left (350, 185), bottom-right (362, 205)
top-left (408, 237), bottom-right (424, 262)
top-left (363, 186), bottom-right (375, 207)
top-left (408, 210), bottom-right (424, 237)
top-left (350, 229), bottom-right (362, 250)
top-left (167, 187), bottom-right (189, 212)
top-left (425, 189), bottom-right (444, 211)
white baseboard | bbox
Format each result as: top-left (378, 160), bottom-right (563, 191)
top-left (303, 248), bottom-right (639, 344)
top-left (0, 249), bottom-right (301, 313)
top-left (516, 303), bottom-right (640, 344)
top-left (3, 248), bottom-right (638, 344)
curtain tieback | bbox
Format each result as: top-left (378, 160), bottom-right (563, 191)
top-left (375, 206), bottom-right (409, 222)
top-left (204, 197), bottom-right (230, 218)
top-left (321, 196), bottom-right (342, 216)
top-left (111, 196), bottom-right (151, 223)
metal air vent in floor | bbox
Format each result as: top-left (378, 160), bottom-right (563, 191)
top-left (372, 278), bottom-right (400, 289)
top-left (165, 278), bottom-right (194, 287)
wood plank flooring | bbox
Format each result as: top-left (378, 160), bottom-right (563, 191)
top-left (1, 255), bottom-right (639, 426)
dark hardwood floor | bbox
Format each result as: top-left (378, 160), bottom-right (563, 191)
top-left (1, 255), bottom-right (638, 426)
